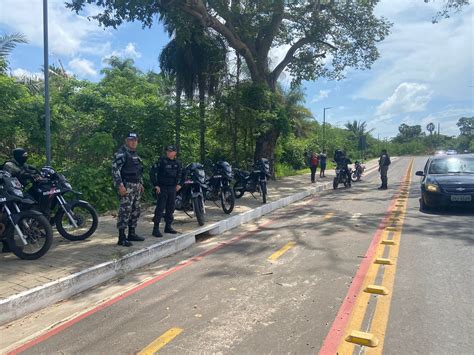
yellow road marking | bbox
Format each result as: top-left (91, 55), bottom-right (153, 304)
top-left (137, 327), bottom-right (183, 355)
top-left (336, 159), bottom-right (414, 354)
top-left (268, 241), bottom-right (296, 261)
top-left (323, 212), bottom-right (334, 220)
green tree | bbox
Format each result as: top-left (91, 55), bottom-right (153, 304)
top-left (67, 0), bottom-right (391, 170)
top-left (0, 32), bottom-right (27, 74)
top-left (457, 117), bottom-right (473, 136)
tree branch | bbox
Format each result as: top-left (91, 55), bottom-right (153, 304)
top-left (270, 37), bottom-right (311, 83)
top-left (179, 0), bottom-right (262, 82)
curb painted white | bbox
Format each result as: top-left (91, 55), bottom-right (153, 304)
top-left (0, 159), bottom-right (393, 325)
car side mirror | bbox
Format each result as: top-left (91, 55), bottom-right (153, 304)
top-left (415, 171), bottom-right (424, 176)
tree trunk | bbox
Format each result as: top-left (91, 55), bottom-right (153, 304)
top-left (254, 127), bottom-right (279, 179)
top-left (198, 77), bottom-right (206, 163)
top-left (231, 52), bottom-right (241, 165)
top-left (175, 78), bottom-right (182, 153)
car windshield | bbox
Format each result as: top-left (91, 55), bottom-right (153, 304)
top-left (428, 157), bottom-right (474, 174)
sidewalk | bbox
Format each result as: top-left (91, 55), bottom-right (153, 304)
top-left (0, 159), bottom-right (382, 324)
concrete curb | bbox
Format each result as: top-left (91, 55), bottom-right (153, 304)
top-left (0, 159), bottom-right (390, 325)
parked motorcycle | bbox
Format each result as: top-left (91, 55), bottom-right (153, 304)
top-left (175, 163), bottom-right (207, 226)
top-left (333, 164), bottom-right (352, 189)
top-left (206, 160), bottom-right (235, 214)
top-left (25, 167), bottom-right (98, 241)
top-left (351, 161), bottom-right (366, 182)
top-left (0, 170), bottom-right (53, 260)
top-left (233, 158), bottom-right (271, 204)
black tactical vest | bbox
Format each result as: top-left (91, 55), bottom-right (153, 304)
top-left (121, 150), bottom-right (142, 182)
top-left (157, 157), bottom-right (180, 186)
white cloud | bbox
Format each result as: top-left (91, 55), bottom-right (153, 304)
top-left (11, 68), bottom-right (42, 80)
top-left (124, 43), bottom-right (141, 58)
top-left (376, 82), bottom-right (433, 117)
top-left (68, 58), bottom-right (97, 77)
top-left (311, 90), bottom-right (331, 103)
top-left (0, 0), bottom-right (111, 57)
top-left (103, 42), bottom-right (142, 61)
top-left (357, 2), bottom-right (473, 101)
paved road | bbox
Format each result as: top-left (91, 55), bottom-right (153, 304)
top-left (2, 156), bottom-right (473, 354)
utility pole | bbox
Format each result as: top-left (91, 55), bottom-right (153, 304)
top-left (322, 107), bottom-right (332, 151)
top-left (43, 0), bottom-right (51, 165)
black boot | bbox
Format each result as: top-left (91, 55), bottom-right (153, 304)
top-left (164, 224), bottom-right (178, 234)
top-left (117, 228), bottom-right (133, 247)
top-left (128, 227), bottom-right (145, 242)
top-left (152, 224), bottom-right (163, 238)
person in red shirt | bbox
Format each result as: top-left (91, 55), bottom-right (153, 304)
top-left (308, 152), bottom-right (319, 183)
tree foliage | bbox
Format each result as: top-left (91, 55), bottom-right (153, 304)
top-left (67, 0), bottom-right (392, 169)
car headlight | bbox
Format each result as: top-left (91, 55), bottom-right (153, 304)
top-left (426, 183), bottom-right (439, 192)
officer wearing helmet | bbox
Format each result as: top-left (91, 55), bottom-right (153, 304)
top-left (3, 148), bottom-right (41, 185)
top-left (112, 133), bottom-right (145, 247)
top-left (149, 145), bottom-right (182, 238)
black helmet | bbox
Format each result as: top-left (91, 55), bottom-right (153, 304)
top-left (12, 148), bottom-right (28, 166)
top-left (166, 145), bottom-right (177, 152)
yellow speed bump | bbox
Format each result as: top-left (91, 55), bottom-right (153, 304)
top-left (365, 285), bottom-right (389, 295)
top-left (382, 239), bottom-right (396, 245)
top-left (385, 226), bottom-right (398, 232)
top-left (375, 258), bottom-right (394, 265)
top-left (345, 331), bottom-right (379, 347)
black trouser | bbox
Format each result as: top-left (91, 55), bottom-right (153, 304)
top-left (380, 166), bottom-right (389, 188)
top-left (153, 186), bottom-right (176, 225)
top-left (310, 166), bottom-right (317, 182)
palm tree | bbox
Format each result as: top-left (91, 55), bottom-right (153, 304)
top-left (160, 28), bottom-right (227, 159)
top-left (0, 33), bottom-right (27, 74)
top-left (282, 86), bottom-right (314, 138)
top-left (344, 120), bottom-right (372, 137)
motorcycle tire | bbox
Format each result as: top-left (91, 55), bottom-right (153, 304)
top-left (220, 187), bottom-right (235, 214)
top-left (333, 177), bottom-right (339, 190)
top-left (351, 171), bottom-right (360, 182)
top-left (260, 181), bottom-right (268, 204)
top-left (192, 196), bottom-right (206, 226)
top-left (233, 181), bottom-right (245, 199)
top-left (6, 210), bottom-right (53, 260)
top-left (56, 201), bottom-right (98, 241)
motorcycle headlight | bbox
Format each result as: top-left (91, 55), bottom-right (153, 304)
top-left (13, 188), bottom-right (23, 197)
top-left (11, 177), bottom-right (23, 189)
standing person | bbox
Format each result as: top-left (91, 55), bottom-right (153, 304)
top-left (112, 133), bottom-right (145, 247)
top-left (150, 145), bottom-right (182, 238)
top-left (378, 149), bottom-right (391, 190)
top-left (319, 150), bottom-right (327, 178)
top-left (308, 152), bottom-right (319, 183)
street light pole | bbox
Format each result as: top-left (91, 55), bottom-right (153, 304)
top-left (322, 107), bottom-right (332, 151)
top-left (43, 0), bottom-right (51, 165)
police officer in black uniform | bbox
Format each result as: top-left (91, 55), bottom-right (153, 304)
top-left (112, 133), bottom-right (145, 247)
top-left (149, 145), bottom-right (182, 238)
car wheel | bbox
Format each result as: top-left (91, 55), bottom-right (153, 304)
top-left (420, 195), bottom-right (432, 212)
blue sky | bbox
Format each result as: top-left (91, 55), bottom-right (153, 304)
top-left (1, 0), bottom-right (473, 139)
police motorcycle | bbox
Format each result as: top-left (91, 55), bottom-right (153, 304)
top-left (205, 160), bottom-right (235, 214)
top-left (333, 162), bottom-right (352, 189)
top-left (351, 161), bottom-right (365, 182)
top-left (0, 170), bottom-right (53, 260)
top-left (24, 167), bottom-right (98, 241)
top-left (175, 163), bottom-right (207, 226)
top-left (233, 158), bottom-right (270, 204)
